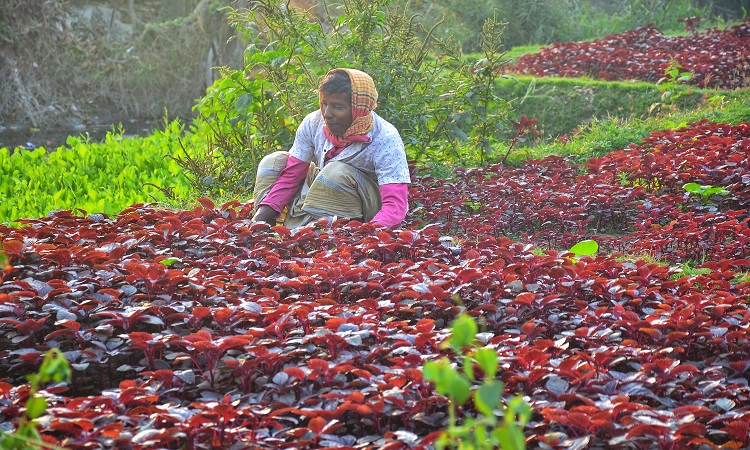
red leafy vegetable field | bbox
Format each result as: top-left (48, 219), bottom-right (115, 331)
top-left (1, 120), bottom-right (749, 448)
top-left (505, 19), bottom-right (750, 89)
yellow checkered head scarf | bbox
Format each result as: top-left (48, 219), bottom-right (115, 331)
top-left (320, 68), bottom-right (378, 139)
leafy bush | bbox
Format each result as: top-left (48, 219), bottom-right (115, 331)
top-left (179, 0), bottom-right (514, 191)
top-left (0, 122), bottom-right (191, 224)
top-left (174, 69), bottom-right (295, 199)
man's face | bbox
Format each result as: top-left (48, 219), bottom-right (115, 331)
top-left (320, 91), bottom-right (353, 137)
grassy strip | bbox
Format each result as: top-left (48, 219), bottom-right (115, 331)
top-left (518, 87), bottom-right (750, 163)
top-left (497, 75), bottom-right (723, 141)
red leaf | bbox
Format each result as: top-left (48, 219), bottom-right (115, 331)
top-left (356, 404), bottom-right (374, 415)
top-left (307, 359), bottom-right (330, 374)
top-left (192, 307), bottom-right (212, 321)
top-left (515, 292), bottom-right (535, 305)
top-left (212, 308), bottom-right (232, 323)
top-left (1, 239), bottom-right (23, 255)
top-left (722, 421), bottom-right (750, 441)
top-left (197, 197), bottom-right (215, 210)
top-left (325, 317), bottom-right (346, 331)
top-left (271, 225), bottom-right (292, 238)
top-left (98, 423), bottom-right (124, 438)
top-left (676, 422), bottom-right (706, 437)
top-left (261, 288), bottom-right (280, 301)
top-left (521, 321), bottom-right (536, 337)
top-left (219, 336), bottom-right (250, 351)
top-left (639, 328), bottom-right (661, 340)
top-left (348, 392), bottom-right (365, 403)
top-left (627, 423), bottom-right (666, 439)
top-left (307, 416), bottom-right (327, 434)
top-left (128, 332), bottom-right (154, 343)
top-left (415, 319), bottom-right (435, 333)
top-left (283, 367), bottom-right (306, 381)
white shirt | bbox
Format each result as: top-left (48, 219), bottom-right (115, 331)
top-left (289, 110), bottom-right (411, 185)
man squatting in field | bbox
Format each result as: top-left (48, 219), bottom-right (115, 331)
top-left (251, 68), bottom-right (411, 228)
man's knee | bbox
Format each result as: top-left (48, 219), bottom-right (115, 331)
top-left (317, 161), bottom-right (358, 187)
top-left (258, 151), bottom-right (290, 173)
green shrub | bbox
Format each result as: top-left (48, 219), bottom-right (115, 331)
top-left (0, 122), bottom-right (191, 225)
top-left (179, 0), bottom-right (515, 190)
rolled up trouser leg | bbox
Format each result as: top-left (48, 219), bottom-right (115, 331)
top-left (299, 160), bottom-right (381, 223)
top-left (253, 151), bottom-right (321, 228)
top-left (253, 151), bottom-right (290, 209)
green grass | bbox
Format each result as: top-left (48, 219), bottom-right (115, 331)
top-left (493, 77), bottom-right (750, 164)
top-left (533, 89), bottom-right (749, 164)
top-left (734, 272), bottom-right (750, 284)
top-left (500, 45), bottom-right (544, 64)
top-left (669, 263), bottom-right (713, 280)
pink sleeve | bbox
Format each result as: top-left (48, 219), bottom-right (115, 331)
top-left (260, 155), bottom-right (309, 212)
top-left (371, 183), bottom-right (409, 227)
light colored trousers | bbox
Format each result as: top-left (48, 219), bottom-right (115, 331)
top-left (253, 151), bottom-right (381, 228)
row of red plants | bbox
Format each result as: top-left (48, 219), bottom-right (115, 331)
top-left (505, 19), bottom-right (750, 89)
top-left (0, 120), bottom-right (748, 448)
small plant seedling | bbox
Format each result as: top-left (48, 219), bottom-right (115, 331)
top-left (423, 314), bottom-right (532, 450)
top-left (0, 349), bottom-right (71, 450)
top-left (655, 59), bottom-right (693, 105)
top-left (683, 182), bottom-right (729, 201)
top-left (567, 239), bottom-right (598, 263)
top-left (658, 59), bottom-right (692, 86)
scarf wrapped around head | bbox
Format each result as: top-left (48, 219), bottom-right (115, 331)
top-left (321, 68), bottom-right (378, 152)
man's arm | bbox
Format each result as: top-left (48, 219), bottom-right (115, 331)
top-left (371, 183), bottom-right (409, 227)
top-left (252, 155), bottom-right (310, 225)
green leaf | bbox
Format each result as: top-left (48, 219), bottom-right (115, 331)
top-left (462, 354), bottom-right (475, 382)
top-left (683, 182), bottom-right (702, 193)
top-left (160, 257), bottom-right (181, 266)
top-left (568, 239), bottom-right (598, 257)
top-left (450, 314), bottom-right (478, 351)
top-left (507, 395), bottom-right (533, 427)
top-left (423, 360), bottom-right (446, 384)
top-left (474, 380), bottom-right (504, 417)
top-left (426, 360), bottom-right (470, 403)
top-left (473, 423), bottom-right (489, 447)
top-left (704, 186), bottom-right (729, 197)
top-left (25, 395), bottom-right (47, 420)
top-left (446, 371), bottom-right (471, 404)
top-left (493, 426), bottom-right (526, 450)
top-left (474, 348), bottom-right (499, 378)
top-left (424, 359), bottom-right (471, 403)
top-left (38, 349), bottom-right (71, 384)
top-left (234, 93), bottom-right (253, 112)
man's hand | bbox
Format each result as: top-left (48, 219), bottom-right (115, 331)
top-left (252, 205), bottom-right (280, 226)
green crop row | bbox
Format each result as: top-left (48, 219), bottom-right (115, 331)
top-left (0, 121), bottom-right (194, 225)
